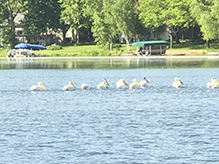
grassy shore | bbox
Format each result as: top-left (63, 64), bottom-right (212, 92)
top-left (1, 41), bottom-right (219, 57)
top-left (0, 44), bottom-right (136, 57)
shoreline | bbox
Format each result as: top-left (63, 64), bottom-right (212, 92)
top-left (1, 55), bottom-right (219, 60)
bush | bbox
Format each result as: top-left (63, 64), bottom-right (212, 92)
top-left (46, 45), bottom-right (63, 51)
top-left (113, 43), bottom-right (122, 50)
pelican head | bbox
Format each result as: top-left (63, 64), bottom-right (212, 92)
top-left (214, 78), bottom-right (219, 85)
top-left (81, 83), bottom-right (91, 90)
top-left (38, 82), bottom-right (46, 90)
top-left (103, 78), bottom-right (110, 86)
top-left (69, 81), bottom-right (76, 88)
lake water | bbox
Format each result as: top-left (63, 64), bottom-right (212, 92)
top-left (1, 57), bottom-right (219, 163)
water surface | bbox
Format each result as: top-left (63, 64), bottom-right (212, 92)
top-left (0, 57), bottom-right (219, 163)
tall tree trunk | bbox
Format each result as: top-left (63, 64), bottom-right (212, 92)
top-left (206, 40), bottom-right (210, 49)
top-left (124, 37), bottom-right (130, 52)
top-left (73, 30), bottom-right (77, 42)
top-left (87, 28), bottom-right (91, 41)
top-left (77, 31), bottom-right (79, 43)
top-left (74, 30), bottom-right (80, 43)
top-left (6, 0), bottom-right (15, 32)
top-left (168, 33), bottom-right (173, 49)
top-left (45, 30), bottom-right (48, 46)
top-left (60, 24), bottom-right (68, 45)
top-left (191, 27), bottom-right (195, 42)
top-left (166, 26), bottom-right (173, 49)
top-left (110, 43), bottom-right (113, 51)
top-left (175, 31), bottom-right (180, 44)
top-left (62, 29), bottom-right (68, 45)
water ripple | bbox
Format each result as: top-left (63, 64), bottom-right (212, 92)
top-left (1, 68), bottom-right (219, 163)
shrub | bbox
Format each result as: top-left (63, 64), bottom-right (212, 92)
top-left (113, 43), bottom-right (122, 50)
top-left (46, 45), bottom-right (63, 51)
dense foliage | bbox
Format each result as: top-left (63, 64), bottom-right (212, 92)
top-left (1, 0), bottom-right (219, 49)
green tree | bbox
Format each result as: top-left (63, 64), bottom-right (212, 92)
top-left (0, 0), bottom-right (28, 47)
top-left (90, 0), bottom-right (118, 50)
top-left (190, 0), bottom-right (219, 48)
top-left (85, 0), bottom-right (137, 51)
top-left (138, 0), bottom-right (193, 48)
top-left (22, 0), bottom-right (66, 45)
top-left (107, 0), bottom-right (137, 51)
top-left (59, 0), bottom-right (90, 43)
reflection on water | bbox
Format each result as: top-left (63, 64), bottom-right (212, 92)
top-left (0, 56), bottom-right (219, 69)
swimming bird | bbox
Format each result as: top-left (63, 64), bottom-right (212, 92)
top-left (62, 81), bottom-right (76, 91)
top-left (97, 79), bottom-right (110, 89)
top-left (29, 82), bottom-right (46, 91)
top-left (172, 77), bottom-right (184, 88)
top-left (81, 83), bottom-right (92, 90)
top-left (140, 77), bottom-right (149, 87)
top-left (116, 79), bottom-right (129, 89)
top-left (129, 79), bottom-right (142, 89)
top-left (206, 78), bottom-right (219, 89)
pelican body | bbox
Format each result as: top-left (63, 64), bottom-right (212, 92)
top-left (116, 79), bottom-right (129, 89)
top-left (81, 83), bottom-right (92, 90)
top-left (140, 77), bottom-right (149, 87)
top-left (206, 78), bottom-right (219, 89)
top-left (29, 82), bottom-right (46, 91)
top-left (129, 79), bottom-right (142, 89)
top-left (97, 79), bottom-right (110, 89)
top-left (172, 77), bottom-right (184, 88)
top-left (62, 81), bottom-right (76, 91)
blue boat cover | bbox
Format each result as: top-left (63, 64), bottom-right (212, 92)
top-left (14, 43), bottom-right (46, 50)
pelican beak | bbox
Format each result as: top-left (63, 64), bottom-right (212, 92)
top-left (135, 80), bottom-right (142, 87)
top-left (179, 80), bottom-right (184, 85)
top-left (70, 82), bottom-right (76, 88)
top-left (216, 80), bottom-right (219, 85)
top-left (105, 81), bottom-right (110, 86)
top-left (40, 83), bottom-right (46, 90)
top-left (144, 77), bottom-right (149, 83)
top-left (123, 81), bottom-right (129, 86)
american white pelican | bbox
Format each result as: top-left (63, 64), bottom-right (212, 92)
top-left (81, 83), bottom-right (92, 90)
top-left (116, 79), bottom-right (129, 89)
top-left (129, 79), bottom-right (142, 89)
top-left (62, 81), bottom-right (76, 91)
top-left (97, 79), bottom-right (110, 89)
top-left (140, 77), bottom-right (149, 87)
top-left (206, 78), bottom-right (219, 89)
top-left (29, 82), bottom-right (46, 91)
top-left (172, 77), bottom-right (184, 88)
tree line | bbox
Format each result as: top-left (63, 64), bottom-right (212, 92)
top-left (0, 0), bottom-right (219, 50)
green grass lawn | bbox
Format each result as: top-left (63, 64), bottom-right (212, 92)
top-left (0, 44), bottom-right (136, 57)
top-left (173, 41), bottom-right (219, 51)
top-left (1, 41), bottom-right (219, 57)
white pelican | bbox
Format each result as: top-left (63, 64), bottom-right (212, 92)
top-left (81, 83), bottom-right (92, 90)
top-left (129, 79), bottom-right (142, 89)
top-left (29, 82), bottom-right (46, 91)
top-left (140, 77), bottom-right (149, 87)
top-left (97, 79), bottom-right (110, 89)
top-left (116, 79), bottom-right (129, 89)
top-left (62, 81), bottom-right (76, 91)
top-left (206, 78), bottom-right (219, 89)
top-left (172, 77), bottom-right (184, 88)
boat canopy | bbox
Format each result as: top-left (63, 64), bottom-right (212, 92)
top-left (14, 43), bottom-right (46, 50)
top-left (131, 40), bottom-right (169, 47)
